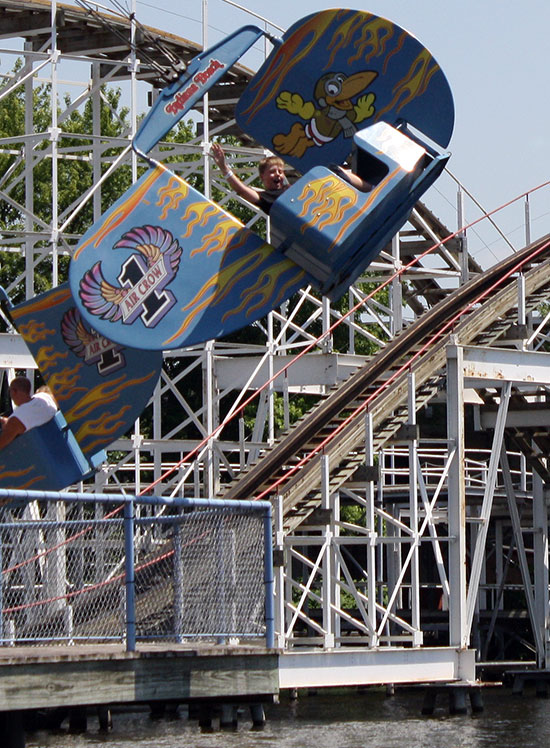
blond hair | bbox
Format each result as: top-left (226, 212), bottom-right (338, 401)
top-left (258, 155), bottom-right (285, 177)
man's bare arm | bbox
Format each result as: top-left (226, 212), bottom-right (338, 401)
top-left (0, 416), bottom-right (26, 450)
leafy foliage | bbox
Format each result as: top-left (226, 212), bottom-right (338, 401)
top-left (0, 62), bottom-right (389, 446)
top-left (0, 60), bottom-right (197, 301)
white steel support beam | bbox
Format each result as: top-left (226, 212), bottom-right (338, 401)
top-left (517, 273), bottom-right (526, 328)
top-left (466, 382), bottom-right (511, 634)
top-left (495, 521), bottom-right (504, 611)
top-left (462, 345), bottom-right (550, 387)
top-left (129, 0), bottom-right (138, 185)
top-left (267, 313), bottom-right (275, 445)
top-left (152, 369), bottom-right (162, 485)
top-left (0, 334), bottom-right (34, 368)
top-left (499, 445), bottom-right (544, 658)
top-left (416, 459), bottom-right (450, 607)
top-left (215, 352), bottom-right (366, 392)
top-left (391, 232), bottom-right (403, 335)
top-left (408, 372), bottom-right (421, 644)
top-left (457, 186), bottom-right (469, 285)
top-left (533, 472), bottom-right (550, 667)
top-left (331, 490), bottom-right (341, 645)
top-left (279, 647), bottom-right (476, 688)
top-left (365, 412), bottom-right (378, 646)
top-left (321, 455), bottom-right (335, 648)
top-left (446, 342), bottom-right (468, 648)
top-left (24, 42), bottom-right (34, 302)
top-left (274, 495), bottom-right (286, 649)
top-left (447, 343), bottom-right (550, 660)
top-left (203, 340), bottom-right (215, 496)
top-left (92, 62), bottom-right (102, 223)
top-left (524, 197), bottom-right (531, 247)
top-left (50, 2), bottom-right (59, 288)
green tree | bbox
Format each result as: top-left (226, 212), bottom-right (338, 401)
top-left (0, 58), bottom-right (198, 299)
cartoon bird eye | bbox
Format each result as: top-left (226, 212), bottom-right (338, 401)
top-left (325, 79), bottom-right (342, 96)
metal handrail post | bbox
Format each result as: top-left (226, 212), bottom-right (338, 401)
top-left (124, 498), bottom-right (136, 652)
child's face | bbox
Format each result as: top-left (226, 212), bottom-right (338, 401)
top-left (261, 162), bottom-right (286, 190)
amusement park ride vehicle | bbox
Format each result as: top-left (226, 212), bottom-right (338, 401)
top-left (0, 9), bottom-right (454, 490)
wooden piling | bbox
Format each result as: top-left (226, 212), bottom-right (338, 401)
top-left (422, 684), bottom-right (483, 716)
top-left (421, 688), bottom-right (437, 715)
top-left (0, 711), bottom-right (25, 748)
top-left (220, 704), bottom-right (237, 729)
top-left (469, 687), bottom-right (484, 713)
top-left (449, 686), bottom-right (467, 715)
top-left (198, 704), bottom-right (213, 731)
top-left (250, 703), bottom-right (266, 727)
top-left (68, 705), bottom-right (87, 733)
top-left (97, 705), bottom-right (112, 731)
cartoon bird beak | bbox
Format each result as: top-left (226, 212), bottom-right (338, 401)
top-left (327, 70), bottom-right (378, 110)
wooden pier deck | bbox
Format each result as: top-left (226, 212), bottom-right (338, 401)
top-left (0, 643), bottom-right (278, 712)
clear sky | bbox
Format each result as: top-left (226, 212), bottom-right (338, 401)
top-left (128, 0), bottom-right (550, 254)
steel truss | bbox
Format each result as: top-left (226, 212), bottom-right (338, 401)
top-left (274, 343), bottom-right (550, 672)
top-left (0, 2), bottom-right (549, 679)
top-left (0, 0), bottom-right (486, 496)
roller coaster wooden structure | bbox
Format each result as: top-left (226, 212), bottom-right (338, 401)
top-left (0, 2), bottom-right (549, 707)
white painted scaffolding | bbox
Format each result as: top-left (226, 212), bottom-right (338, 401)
top-left (0, 1), bottom-right (549, 686)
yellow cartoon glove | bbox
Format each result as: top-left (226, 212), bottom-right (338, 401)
top-left (354, 93), bottom-right (376, 124)
top-left (276, 91), bottom-right (316, 120)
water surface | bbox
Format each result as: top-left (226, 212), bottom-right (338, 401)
top-left (26, 687), bottom-right (550, 748)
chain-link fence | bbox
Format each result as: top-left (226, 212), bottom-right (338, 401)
top-left (0, 493), bottom-right (272, 648)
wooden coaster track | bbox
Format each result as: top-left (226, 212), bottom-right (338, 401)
top-left (219, 234), bottom-right (550, 531)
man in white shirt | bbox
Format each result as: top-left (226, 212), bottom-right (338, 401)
top-left (0, 376), bottom-right (58, 450)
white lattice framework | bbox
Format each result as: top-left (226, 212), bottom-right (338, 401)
top-left (1, 1), bottom-right (550, 672)
top-left (0, 1), bottom-right (531, 493)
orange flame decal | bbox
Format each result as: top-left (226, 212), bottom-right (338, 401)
top-left (330, 167), bottom-right (402, 249)
top-left (325, 13), bottom-right (373, 67)
top-left (241, 10), bottom-right (339, 121)
top-left (298, 176), bottom-right (358, 235)
top-left (75, 405), bottom-right (131, 452)
top-left (181, 201), bottom-right (223, 239)
top-left (0, 465), bottom-right (34, 480)
top-left (16, 320), bottom-right (55, 343)
top-left (73, 166), bottom-right (166, 261)
top-left (0, 461), bottom-right (48, 489)
top-left (190, 219), bottom-right (249, 258)
top-left (191, 218), bottom-right (241, 257)
top-left (47, 365), bottom-right (86, 401)
top-left (156, 175), bottom-right (190, 219)
top-left (295, 167), bottom-right (401, 253)
top-left (379, 31), bottom-right (407, 76)
top-left (376, 48), bottom-right (440, 121)
top-left (36, 345), bottom-right (69, 373)
top-left (241, 11), bottom-right (398, 120)
top-left (341, 17), bottom-right (395, 67)
top-left (163, 243), bottom-right (282, 344)
top-left (64, 372), bottom-right (155, 424)
top-left (223, 264), bottom-right (305, 321)
top-left (4, 474), bottom-right (48, 489)
top-left (11, 287), bottom-right (71, 321)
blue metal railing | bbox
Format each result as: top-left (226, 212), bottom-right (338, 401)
top-left (0, 489), bottom-right (274, 651)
